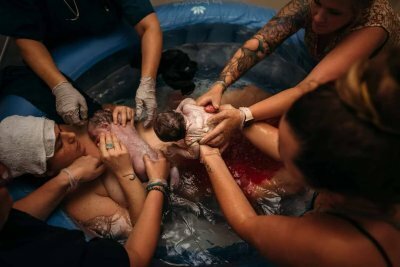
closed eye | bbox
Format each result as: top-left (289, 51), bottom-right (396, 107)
top-left (54, 126), bottom-right (63, 152)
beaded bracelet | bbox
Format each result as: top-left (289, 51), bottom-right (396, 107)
top-left (147, 179), bottom-right (168, 189)
top-left (147, 185), bottom-right (167, 197)
top-left (61, 168), bottom-right (78, 191)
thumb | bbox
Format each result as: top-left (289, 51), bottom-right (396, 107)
top-left (135, 100), bottom-right (144, 119)
top-left (143, 154), bottom-right (150, 165)
top-left (79, 99), bottom-right (88, 121)
top-left (211, 98), bottom-right (220, 110)
top-left (143, 109), bottom-right (155, 128)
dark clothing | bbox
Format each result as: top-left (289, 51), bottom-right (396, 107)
top-left (0, 66), bottom-right (101, 123)
top-left (327, 212), bottom-right (393, 267)
top-left (0, 0), bottom-right (154, 48)
top-left (0, 0), bottom-right (154, 119)
top-left (0, 209), bottom-right (130, 267)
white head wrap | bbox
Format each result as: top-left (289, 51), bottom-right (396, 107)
top-left (0, 116), bottom-right (55, 179)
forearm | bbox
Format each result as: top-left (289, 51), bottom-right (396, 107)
top-left (243, 123), bottom-right (280, 161)
top-left (218, 38), bottom-right (267, 87)
top-left (13, 172), bottom-right (70, 220)
top-left (116, 173), bottom-right (146, 223)
top-left (202, 154), bottom-right (257, 239)
top-left (218, 0), bottom-right (306, 88)
top-left (125, 190), bottom-right (164, 267)
top-left (137, 18), bottom-right (162, 79)
top-left (15, 38), bottom-right (67, 88)
top-left (249, 85), bottom-right (305, 120)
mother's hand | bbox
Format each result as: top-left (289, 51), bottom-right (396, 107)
top-left (200, 105), bottom-right (244, 147)
top-left (98, 132), bottom-right (134, 178)
top-left (67, 155), bottom-right (105, 183)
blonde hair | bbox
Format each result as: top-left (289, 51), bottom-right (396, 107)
top-left (336, 55), bottom-right (400, 135)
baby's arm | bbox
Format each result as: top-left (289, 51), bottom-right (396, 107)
top-left (176, 98), bottom-right (196, 113)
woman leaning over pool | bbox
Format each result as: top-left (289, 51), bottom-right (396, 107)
top-left (198, 0), bottom-right (400, 148)
top-left (199, 49), bottom-right (400, 266)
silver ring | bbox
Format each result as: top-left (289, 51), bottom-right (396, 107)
top-left (106, 143), bottom-right (114, 149)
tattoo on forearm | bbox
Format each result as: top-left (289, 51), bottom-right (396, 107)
top-left (219, 0), bottom-right (308, 85)
top-left (257, 0), bottom-right (308, 52)
top-left (219, 47), bottom-right (259, 83)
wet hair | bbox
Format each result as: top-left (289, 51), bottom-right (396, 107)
top-left (154, 111), bottom-right (186, 142)
top-left (285, 48), bottom-right (400, 205)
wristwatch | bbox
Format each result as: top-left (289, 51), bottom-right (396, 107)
top-left (239, 107), bottom-right (254, 128)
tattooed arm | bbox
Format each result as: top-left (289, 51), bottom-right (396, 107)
top-left (197, 0), bottom-right (309, 108)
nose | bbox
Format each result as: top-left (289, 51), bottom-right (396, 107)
top-left (313, 9), bottom-right (327, 23)
top-left (61, 131), bottom-right (77, 144)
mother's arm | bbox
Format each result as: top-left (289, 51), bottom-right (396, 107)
top-left (14, 155), bottom-right (105, 221)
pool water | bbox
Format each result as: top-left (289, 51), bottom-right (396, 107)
top-left (84, 42), bottom-right (313, 266)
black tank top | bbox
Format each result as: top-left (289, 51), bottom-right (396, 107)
top-left (327, 212), bottom-right (393, 267)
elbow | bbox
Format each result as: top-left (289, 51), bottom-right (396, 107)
top-left (125, 248), bottom-right (149, 267)
top-left (297, 80), bottom-right (319, 95)
top-left (229, 215), bottom-right (258, 243)
top-left (135, 14), bottom-right (162, 38)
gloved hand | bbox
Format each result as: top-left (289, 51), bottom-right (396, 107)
top-left (52, 81), bottom-right (88, 125)
top-left (135, 77), bottom-right (157, 128)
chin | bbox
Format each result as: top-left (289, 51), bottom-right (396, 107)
top-left (312, 24), bottom-right (334, 35)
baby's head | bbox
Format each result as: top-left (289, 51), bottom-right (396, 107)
top-left (88, 109), bottom-right (113, 142)
top-left (154, 111), bottom-right (186, 142)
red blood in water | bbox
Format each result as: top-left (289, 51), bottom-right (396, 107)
top-left (177, 133), bottom-right (282, 197)
top-left (223, 134), bottom-right (282, 186)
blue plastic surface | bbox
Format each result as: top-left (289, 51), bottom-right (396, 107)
top-left (0, 95), bottom-right (45, 121)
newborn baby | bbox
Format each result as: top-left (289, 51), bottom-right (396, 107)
top-left (88, 109), bottom-right (161, 182)
top-left (154, 98), bottom-right (216, 159)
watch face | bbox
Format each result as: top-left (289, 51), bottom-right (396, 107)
top-left (243, 118), bottom-right (254, 128)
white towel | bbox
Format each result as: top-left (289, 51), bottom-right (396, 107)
top-left (0, 116), bottom-right (55, 178)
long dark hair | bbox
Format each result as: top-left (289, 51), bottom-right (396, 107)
top-left (285, 48), bottom-right (400, 205)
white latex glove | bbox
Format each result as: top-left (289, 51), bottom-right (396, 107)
top-left (135, 77), bottom-right (157, 128)
top-left (52, 81), bottom-right (88, 125)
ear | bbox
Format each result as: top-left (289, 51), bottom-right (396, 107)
top-left (100, 122), bottom-right (111, 130)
